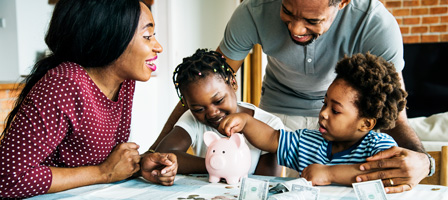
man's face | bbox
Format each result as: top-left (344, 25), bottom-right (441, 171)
top-left (280, 0), bottom-right (342, 46)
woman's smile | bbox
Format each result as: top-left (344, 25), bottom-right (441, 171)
top-left (146, 55), bottom-right (157, 71)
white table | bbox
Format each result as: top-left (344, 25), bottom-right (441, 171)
top-left (27, 174), bottom-right (448, 200)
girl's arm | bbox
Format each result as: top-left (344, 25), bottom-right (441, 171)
top-left (219, 113), bottom-right (279, 153)
top-left (155, 126), bottom-right (208, 174)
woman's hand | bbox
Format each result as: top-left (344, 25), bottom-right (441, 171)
top-left (356, 146), bottom-right (429, 193)
top-left (140, 152), bottom-right (178, 186)
top-left (98, 142), bottom-right (141, 183)
top-left (302, 164), bottom-right (332, 186)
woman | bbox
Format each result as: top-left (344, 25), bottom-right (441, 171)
top-left (0, 0), bottom-right (177, 198)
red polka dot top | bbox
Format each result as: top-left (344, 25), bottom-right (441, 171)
top-left (0, 62), bottom-right (135, 198)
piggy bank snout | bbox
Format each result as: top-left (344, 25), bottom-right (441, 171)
top-left (209, 155), bottom-right (226, 170)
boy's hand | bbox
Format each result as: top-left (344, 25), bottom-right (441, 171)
top-left (218, 113), bottom-right (250, 136)
top-left (301, 164), bottom-right (333, 186)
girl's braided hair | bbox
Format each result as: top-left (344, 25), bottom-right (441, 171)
top-left (335, 52), bottom-right (408, 130)
top-left (172, 49), bottom-right (236, 106)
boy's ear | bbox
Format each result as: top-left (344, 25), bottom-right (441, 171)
top-left (359, 118), bottom-right (376, 131)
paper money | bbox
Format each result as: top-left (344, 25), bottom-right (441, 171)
top-left (269, 178), bottom-right (312, 194)
top-left (352, 179), bottom-right (388, 200)
top-left (238, 177), bottom-right (269, 200)
top-left (290, 184), bottom-right (319, 200)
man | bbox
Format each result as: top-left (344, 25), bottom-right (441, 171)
top-left (149, 0), bottom-right (432, 193)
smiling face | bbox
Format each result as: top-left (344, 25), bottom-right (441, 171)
top-left (182, 75), bottom-right (238, 129)
top-left (280, 0), bottom-right (345, 46)
top-left (318, 78), bottom-right (371, 147)
top-left (112, 2), bottom-right (163, 82)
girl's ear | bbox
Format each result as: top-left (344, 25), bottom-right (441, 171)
top-left (231, 77), bottom-right (238, 92)
top-left (359, 118), bottom-right (376, 131)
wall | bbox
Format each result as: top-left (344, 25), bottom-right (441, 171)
top-left (0, 0), bottom-right (19, 81)
top-left (382, 0), bottom-right (448, 43)
top-left (0, 0), bottom-right (54, 81)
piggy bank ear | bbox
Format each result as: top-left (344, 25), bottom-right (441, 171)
top-left (203, 131), bottom-right (220, 146)
top-left (229, 133), bottom-right (244, 148)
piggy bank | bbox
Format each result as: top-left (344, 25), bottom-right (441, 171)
top-left (203, 131), bottom-right (251, 185)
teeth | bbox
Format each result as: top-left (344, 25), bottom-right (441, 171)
top-left (145, 61), bottom-right (154, 66)
top-left (294, 35), bottom-right (304, 38)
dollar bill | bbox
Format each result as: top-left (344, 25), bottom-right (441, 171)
top-left (352, 179), bottom-right (388, 200)
top-left (238, 177), bottom-right (269, 200)
top-left (290, 184), bottom-right (319, 200)
top-left (269, 178), bottom-right (312, 194)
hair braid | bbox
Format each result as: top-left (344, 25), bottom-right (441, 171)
top-left (172, 49), bottom-right (236, 106)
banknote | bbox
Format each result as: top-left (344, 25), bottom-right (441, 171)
top-left (269, 178), bottom-right (312, 194)
top-left (238, 177), bottom-right (269, 200)
top-left (290, 184), bottom-right (319, 200)
top-left (352, 179), bottom-right (388, 200)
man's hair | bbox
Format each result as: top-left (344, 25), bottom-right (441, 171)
top-left (335, 53), bottom-right (408, 130)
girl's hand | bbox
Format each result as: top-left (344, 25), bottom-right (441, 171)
top-left (140, 152), bottom-right (178, 186)
top-left (99, 142), bottom-right (141, 183)
top-left (218, 113), bottom-right (250, 136)
top-left (301, 164), bottom-right (333, 186)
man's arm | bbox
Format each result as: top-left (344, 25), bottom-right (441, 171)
top-left (216, 47), bottom-right (244, 72)
top-left (381, 72), bottom-right (424, 152)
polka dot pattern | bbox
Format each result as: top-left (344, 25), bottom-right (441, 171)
top-left (0, 62), bottom-right (135, 198)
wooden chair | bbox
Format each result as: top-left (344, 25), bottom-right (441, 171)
top-left (419, 146), bottom-right (448, 186)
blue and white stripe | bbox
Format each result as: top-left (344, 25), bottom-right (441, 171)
top-left (277, 129), bottom-right (397, 174)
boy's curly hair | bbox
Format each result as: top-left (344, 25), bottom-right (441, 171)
top-left (335, 53), bottom-right (408, 130)
top-left (172, 49), bottom-right (236, 106)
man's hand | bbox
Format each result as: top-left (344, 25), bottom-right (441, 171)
top-left (140, 152), bottom-right (178, 186)
top-left (356, 146), bottom-right (429, 193)
top-left (302, 164), bottom-right (332, 186)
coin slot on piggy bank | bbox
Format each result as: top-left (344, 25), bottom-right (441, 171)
top-left (203, 131), bottom-right (251, 185)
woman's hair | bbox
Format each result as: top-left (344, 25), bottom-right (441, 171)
top-left (335, 52), bottom-right (408, 130)
top-left (172, 49), bottom-right (236, 106)
top-left (2, 0), bottom-right (142, 136)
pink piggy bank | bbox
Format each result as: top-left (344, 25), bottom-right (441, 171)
top-left (203, 131), bottom-right (251, 185)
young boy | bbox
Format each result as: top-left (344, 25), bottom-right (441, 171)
top-left (218, 53), bottom-right (408, 186)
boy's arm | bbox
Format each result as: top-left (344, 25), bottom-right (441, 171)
top-left (302, 163), bottom-right (364, 186)
top-left (218, 113), bottom-right (279, 153)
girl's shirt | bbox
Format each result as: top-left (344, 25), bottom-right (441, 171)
top-left (277, 129), bottom-right (397, 174)
top-left (0, 62), bottom-right (135, 198)
top-left (175, 101), bottom-right (284, 174)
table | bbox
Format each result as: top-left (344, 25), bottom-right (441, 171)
top-left (27, 174), bottom-right (448, 200)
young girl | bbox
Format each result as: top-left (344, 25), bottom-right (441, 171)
top-left (154, 49), bottom-right (284, 176)
top-left (218, 53), bottom-right (407, 186)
